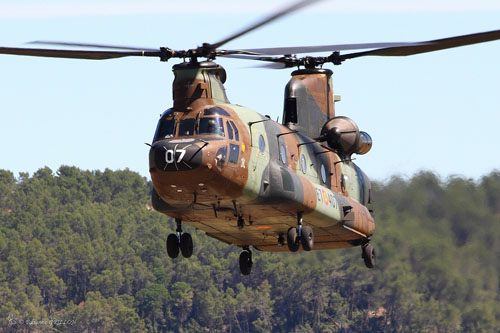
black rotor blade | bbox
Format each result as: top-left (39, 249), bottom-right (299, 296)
top-left (339, 29), bottom-right (500, 61)
top-left (29, 40), bottom-right (158, 52)
top-left (218, 53), bottom-right (273, 61)
top-left (211, 0), bottom-right (323, 49)
top-left (237, 42), bottom-right (424, 55)
top-left (252, 62), bottom-right (289, 69)
top-left (0, 46), bottom-right (161, 60)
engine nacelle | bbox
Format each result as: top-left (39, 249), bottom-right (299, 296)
top-left (319, 116), bottom-right (372, 156)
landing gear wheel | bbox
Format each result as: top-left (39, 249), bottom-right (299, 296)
top-left (362, 243), bottom-right (376, 268)
top-left (287, 227), bottom-right (300, 252)
top-left (166, 234), bottom-right (180, 259)
top-left (301, 225), bottom-right (314, 251)
top-left (180, 233), bottom-right (193, 258)
top-left (239, 250), bottom-right (253, 275)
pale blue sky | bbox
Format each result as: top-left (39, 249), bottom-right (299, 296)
top-left (0, 0), bottom-right (499, 182)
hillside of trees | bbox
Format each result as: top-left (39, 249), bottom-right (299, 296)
top-left (0, 166), bottom-right (499, 332)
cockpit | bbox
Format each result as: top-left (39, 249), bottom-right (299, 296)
top-left (152, 106), bottom-right (239, 142)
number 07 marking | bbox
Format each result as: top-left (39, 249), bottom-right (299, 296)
top-left (165, 148), bottom-right (186, 164)
top-left (163, 143), bottom-right (193, 170)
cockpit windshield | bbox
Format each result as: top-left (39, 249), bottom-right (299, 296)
top-left (179, 119), bottom-right (196, 136)
top-left (152, 107), bottom-right (234, 142)
top-left (203, 107), bottom-right (230, 117)
top-left (198, 117), bottom-right (225, 137)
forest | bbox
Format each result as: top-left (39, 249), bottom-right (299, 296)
top-left (0, 166), bottom-right (499, 332)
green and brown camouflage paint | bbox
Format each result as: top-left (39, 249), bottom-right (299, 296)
top-left (149, 61), bottom-right (374, 252)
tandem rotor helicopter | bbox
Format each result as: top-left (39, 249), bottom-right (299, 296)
top-left (1, 0), bottom-right (499, 275)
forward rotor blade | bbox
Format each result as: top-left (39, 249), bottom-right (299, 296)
top-left (29, 40), bottom-right (158, 52)
top-left (0, 46), bottom-right (160, 60)
top-left (339, 29), bottom-right (500, 61)
top-left (211, 0), bottom-right (323, 49)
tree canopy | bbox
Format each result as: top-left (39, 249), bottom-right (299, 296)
top-left (0, 166), bottom-right (499, 332)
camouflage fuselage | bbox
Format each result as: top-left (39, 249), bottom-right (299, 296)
top-left (149, 62), bottom-right (374, 251)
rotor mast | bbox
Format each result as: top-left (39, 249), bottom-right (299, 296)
top-left (172, 61), bottom-right (229, 112)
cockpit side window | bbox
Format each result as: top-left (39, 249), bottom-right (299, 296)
top-left (226, 120), bottom-right (234, 140)
top-left (153, 109), bottom-right (176, 142)
top-left (154, 119), bottom-right (176, 141)
top-left (198, 117), bottom-right (225, 137)
top-left (179, 119), bottom-right (196, 136)
top-left (230, 121), bottom-right (239, 141)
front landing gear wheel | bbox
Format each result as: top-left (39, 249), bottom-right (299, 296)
top-left (180, 233), bottom-right (193, 258)
top-left (166, 234), bottom-right (179, 258)
top-left (287, 227), bottom-right (300, 252)
top-left (239, 250), bottom-right (253, 275)
top-left (301, 225), bottom-right (314, 251)
top-left (362, 243), bottom-right (376, 268)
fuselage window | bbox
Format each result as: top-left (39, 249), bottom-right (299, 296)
top-left (230, 121), bottom-right (239, 141)
top-left (259, 135), bottom-right (265, 153)
top-left (229, 144), bottom-right (240, 164)
top-left (179, 119), bottom-right (196, 136)
top-left (300, 154), bottom-right (307, 174)
top-left (199, 117), bottom-right (225, 137)
top-left (280, 144), bottom-right (287, 165)
top-left (320, 164), bottom-right (327, 184)
top-left (340, 174), bottom-right (346, 192)
top-left (226, 121), bottom-right (234, 140)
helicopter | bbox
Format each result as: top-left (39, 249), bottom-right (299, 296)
top-left (1, 0), bottom-right (499, 275)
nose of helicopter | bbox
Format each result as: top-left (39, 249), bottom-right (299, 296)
top-left (149, 138), bottom-right (237, 201)
top-left (149, 139), bottom-right (205, 171)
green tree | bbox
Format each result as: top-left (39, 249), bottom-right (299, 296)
top-left (1, 167), bottom-right (500, 332)
top-left (135, 283), bottom-right (170, 331)
top-left (170, 282), bottom-right (194, 332)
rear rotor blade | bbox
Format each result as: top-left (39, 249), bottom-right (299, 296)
top-left (237, 42), bottom-right (425, 55)
top-left (223, 29), bottom-right (500, 68)
top-left (211, 0), bottom-right (323, 49)
top-left (339, 29), bottom-right (500, 61)
top-left (0, 46), bottom-right (160, 60)
top-left (234, 30), bottom-right (500, 56)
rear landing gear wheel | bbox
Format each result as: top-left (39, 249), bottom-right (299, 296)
top-left (362, 243), bottom-right (376, 268)
top-left (180, 233), bottom-right (193, 258)
top-left (287, 227), bottom-right (300, 252)
top-left (301, 225), bottom-right (314, 251)
top-left (166, 234), bottom-right (179, 258)
top-left (239, 250), bottom-right (253, 275)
